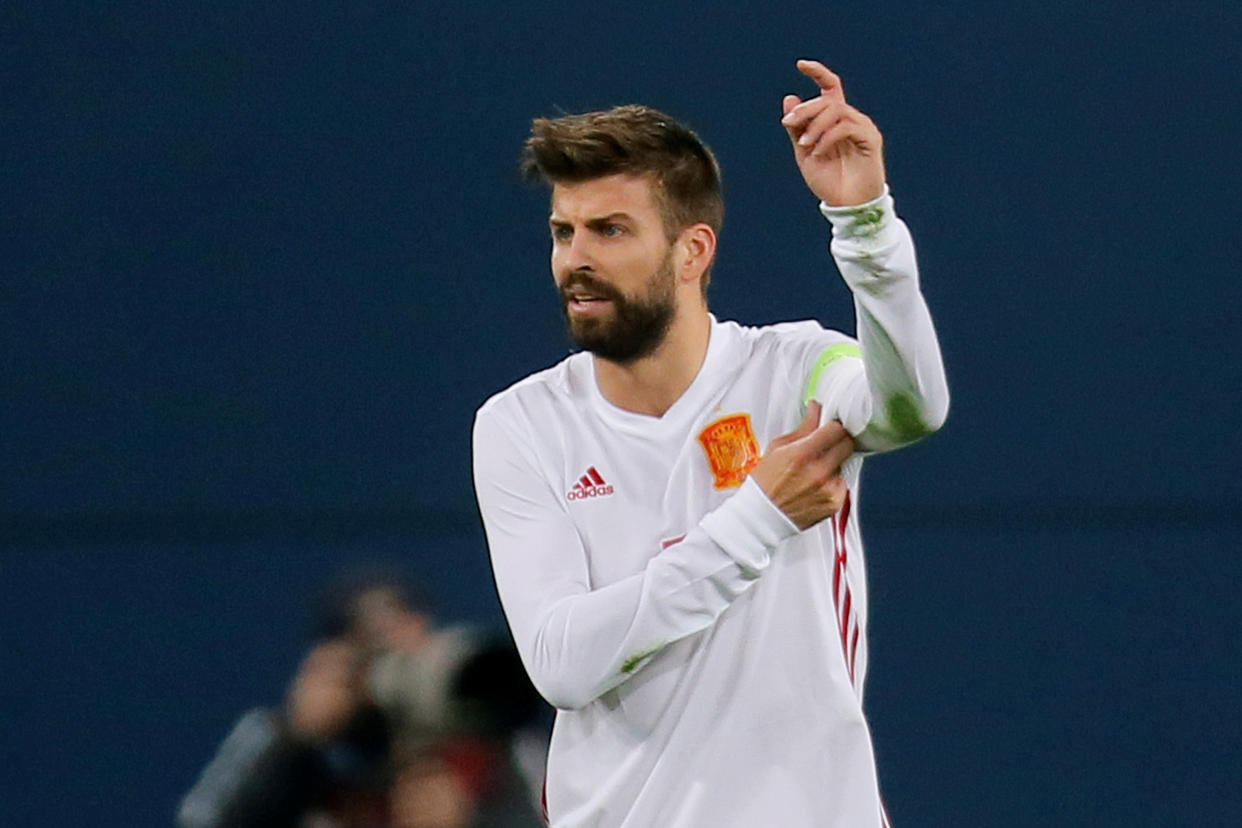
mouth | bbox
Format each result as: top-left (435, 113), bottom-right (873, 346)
top-left (561, 277), bottom-right (618, 316)
top-left (566, 293), bottom-right (613, 315)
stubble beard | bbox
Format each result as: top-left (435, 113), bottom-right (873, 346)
top-left (559, 250), bottom-right (677, 365)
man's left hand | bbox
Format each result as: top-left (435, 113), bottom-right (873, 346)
top-left (781, 60), bottom-right (886, 207)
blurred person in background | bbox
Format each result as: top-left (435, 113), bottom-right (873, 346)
top-left (177, 565), bottom-right (547, 828)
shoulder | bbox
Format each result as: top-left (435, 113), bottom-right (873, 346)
top-left (474, 353), bottom-right (584, 436)
top-left (724, 318), bottom-right (857, 365)
top-left (473, 356), bottom-right (586, 486)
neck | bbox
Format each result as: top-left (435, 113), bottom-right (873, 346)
top-left (593, 307), bottom-right (712, 417)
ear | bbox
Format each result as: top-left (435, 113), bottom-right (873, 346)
top-left (676, 223), bottom-right (717, 286)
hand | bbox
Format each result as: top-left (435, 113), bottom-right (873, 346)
top-left (780, 60), bottom-right (886, 207)
top-left (286, 639), bottom-right (364, 741)
top-left (749, 401), bottom-right (854, 530)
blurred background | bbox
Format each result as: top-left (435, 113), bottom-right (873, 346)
top-left (4, 1), bottom-right (1240, 825)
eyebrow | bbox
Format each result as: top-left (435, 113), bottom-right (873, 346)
top-left (549, 211), bottom-right (635, 226)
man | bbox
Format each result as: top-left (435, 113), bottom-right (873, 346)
top-left (472, 60), bottom-right (949, 827)
top-left (177, 568), bottom-right (546, 828)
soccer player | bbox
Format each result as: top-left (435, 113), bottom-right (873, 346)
top-left (472, 60), bottom-right (949, 827)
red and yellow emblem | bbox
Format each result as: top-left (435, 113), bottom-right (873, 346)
top-left (698, 413), bottom-right (761, 489)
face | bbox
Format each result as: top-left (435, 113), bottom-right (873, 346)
top-left (352, 587), bottom-right (429, 653)
top-left (549, 174), bottom-right (679, 364)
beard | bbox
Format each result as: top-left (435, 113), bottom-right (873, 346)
top-left (558, 251), bottom-right (677, 364)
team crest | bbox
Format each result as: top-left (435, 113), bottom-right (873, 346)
top-left (698, 413), bottom-right (761, 489)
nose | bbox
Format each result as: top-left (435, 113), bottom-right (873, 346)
top-left (555, 228), bottom-right (595, 276)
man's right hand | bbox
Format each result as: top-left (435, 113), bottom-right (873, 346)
top-left (749, 401), bottom-right (853, 530)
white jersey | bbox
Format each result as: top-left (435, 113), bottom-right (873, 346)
top-left (472, 192), bottom-right (948, 828)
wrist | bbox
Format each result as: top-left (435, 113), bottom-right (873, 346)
top-left (819, 186), bottom-right (893, 240)
top-left (699, 477), bottom-right (799, 577)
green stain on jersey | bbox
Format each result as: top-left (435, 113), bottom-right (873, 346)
top-left (853, 205), bottom-right (885, 238)
top-left (886, 393), bottom-right (929, 442)
top-left (621, 642), bottom-right (667, 675)
top-left (802, 344), bottom-right (863, 408)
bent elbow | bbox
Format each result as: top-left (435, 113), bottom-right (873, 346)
top-left (859, 389), bottom-right (948, 453)
top-left (886, 389), bottom-right (948, 443)
top-left (923, 389), bottom-right (949, 434)
top-left (524, 634), bottom-right (605, 711)
top-left (531, 671), bottom-right (599, 711)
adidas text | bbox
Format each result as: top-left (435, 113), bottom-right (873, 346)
top-left (568, 484), bottom-right (614, 500)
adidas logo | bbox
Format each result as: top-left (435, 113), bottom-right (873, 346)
top-left (567, 466), bottom-right (614, 500)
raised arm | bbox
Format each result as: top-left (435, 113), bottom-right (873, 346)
top-left (783, 60), bottom-right (949, 450)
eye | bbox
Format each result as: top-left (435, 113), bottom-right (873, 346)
top-left (551, 225), bottom-right (572, 242)
top-left (601, 223), bottom-right (625, 238)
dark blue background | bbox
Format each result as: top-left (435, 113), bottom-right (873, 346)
top-left (4, 2), bottom-right (1240, 825)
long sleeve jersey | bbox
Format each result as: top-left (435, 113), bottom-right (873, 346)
top-left (472, 190), bottom-right (949, 828)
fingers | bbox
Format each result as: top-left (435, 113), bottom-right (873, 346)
top-left (781, 95), bottom-right (834, 144)
top-left (799, 400), bottom-right (822, 434)
top-left (795, 59), bottom-right (845, 102)
top-left (780, 60), bottom-right (857, 156)
top-left (786, 99), bottom-right (878, 153)
top-left (801, 104), bottom-right (858, 153)
top-left (799, 419), bottom-right (855, 477)
top-left (769, 400), bottom-right (821, 450)
top-left (823, 475), bottom-right (848, 511)
top-left (801, 418), bottom-right (849, 456)
top-left (750, 410), bottom-right (854, 530)
top-left (817, 427), bottom-right (855, 472)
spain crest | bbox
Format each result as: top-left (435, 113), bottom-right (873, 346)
top-left (698, 413), bottom-right (761, 489)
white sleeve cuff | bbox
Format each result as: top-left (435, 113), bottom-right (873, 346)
top-left (818, 186), bottom-right (895, 241)
top-left (699, 477), bottom-right (800, 577)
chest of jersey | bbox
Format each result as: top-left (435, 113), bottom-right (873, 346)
top-left (557, 382), bottom-right (797, 589)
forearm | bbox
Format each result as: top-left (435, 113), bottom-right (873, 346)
top-left (480, 473), bottom-right (796, 710)
top-left (505, 528), bottom-right (750, 710)
top-left (822, 190), bottom-right (949, 450)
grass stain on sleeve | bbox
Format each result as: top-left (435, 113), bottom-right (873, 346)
top-left (621, 642), bottom-right (667, 675)
top-left (886, 393), bottom-right (930, 443)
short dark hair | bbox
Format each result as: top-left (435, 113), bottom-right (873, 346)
top-left (521, 104), bottom-right (724, 256)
